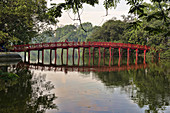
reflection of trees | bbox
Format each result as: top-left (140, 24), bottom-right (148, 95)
top-left (0, 62), bottom-right (57, 113)
top-left (92, 61), bottom-right (170, 113)
top-left (131, 62), bottom-right (170, 113)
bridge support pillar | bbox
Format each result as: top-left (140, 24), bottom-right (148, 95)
top-left (88, 55), bottom-right (91, 66)
top-left (118, 55), bottom-right (121, 67)
top-left (82, 48), bottom-right (85, 66)
top-left (118, 48), bottom-right (121, 67)
top-left (98, 47), bottom-right (101, 57)
top-left (42, 49), bottom-right (44, 64)
top-left (73, 48), bottom-right (75, 65)
top-left (127, 48), bottom-right (130, 66)
top-left (61, 48), bottom-right (63, 65)
top-left (135, 49), bottom-right (138, 65)
top-left (119, 48), bottom-right (121, 58)
top-left (109, 47), bottom-right (111, 57)
top-left (143, 50), bottom-right (146, 64)
top-left (112, 48), bottom-right (114, 65)
top-left (89, 47), bottom-right (91, 57)
top-left (55, 48), bottom-right (57, 65)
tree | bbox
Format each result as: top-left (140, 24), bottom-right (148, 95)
top-left (0, 0), bottom-right (56, 48)
top-left (87, 20), bottom-right (127, 42)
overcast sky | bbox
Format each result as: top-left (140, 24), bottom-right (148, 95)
top-left (47, 0), bottom-right (131, 26)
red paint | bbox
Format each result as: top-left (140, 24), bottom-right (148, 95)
top-left (61, 48), bottom-right (63, 65)
top-left (119, 48), bottom-right (121, 58)
top-left (89, 47), bottom-right (91, 57)
top-left (98, 47), bottom-right (101, 57)
top-left (144, 50), bottom-right (146, 64)
top-left (135, 49), bottom-right (138, 65)
top-left (13, 42), bottom-right (150, 65)
top-left (127, 48), bottom-right (130, 66)
top-left (12, 42), bottom-right (150, 52)
top-left (78, 48), bottom-right (80, 66)
top-left (109, 47), bottom-right (111, 57)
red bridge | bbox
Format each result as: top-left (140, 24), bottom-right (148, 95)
top-left (12, 41), bottom-right (150, 64)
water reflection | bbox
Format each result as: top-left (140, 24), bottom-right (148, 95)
top-left (0, 61), bottom-right (57, 113)
top-left (0, 55), bottom-right (169, 113)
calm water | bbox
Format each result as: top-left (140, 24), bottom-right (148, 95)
top-left (0, 53), bottom-right (170, 113)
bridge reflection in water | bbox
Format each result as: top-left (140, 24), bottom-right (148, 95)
top-left (24, 63), bottom-right (148, 74)
top-left (20, 53), bottom-right (149, 74)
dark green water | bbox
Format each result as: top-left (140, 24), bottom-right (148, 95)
top-left (0, 53), bottom-right (169, 113)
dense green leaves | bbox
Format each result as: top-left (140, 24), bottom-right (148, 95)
top-left (88, 20), bottom-right (127, 42)
top-left (34, 22), bottom-right (95, 43)
top-left (0, 0), bottom-right (56, 48)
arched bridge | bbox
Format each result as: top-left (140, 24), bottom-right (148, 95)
top-left (11, 41), bottom-right (150, 64)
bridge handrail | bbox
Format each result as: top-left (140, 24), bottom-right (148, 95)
top-left (12, 41), bottom-right (150, 51)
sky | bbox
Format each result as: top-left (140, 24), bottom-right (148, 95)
top-left (47, 0), bottom-right (131, 26)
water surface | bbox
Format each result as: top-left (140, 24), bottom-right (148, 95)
top-left (0, 55), bottom-right (169, 113)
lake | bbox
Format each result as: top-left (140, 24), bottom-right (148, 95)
top-left (0, 53), bottom-right (169, 113)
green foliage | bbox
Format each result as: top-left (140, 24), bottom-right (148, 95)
top-left (35, 22), bottom-right (95, 43)
top-left (88, 20), bottom-right (127, 42)
top-left (0, 0), bottom-right (56, 48)
top-left (0, 70), bottom-right (19, 81)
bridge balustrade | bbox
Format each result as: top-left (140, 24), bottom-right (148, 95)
top-left (12, 41), bottom-right (150, 52)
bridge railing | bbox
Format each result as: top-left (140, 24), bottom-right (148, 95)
top-left (12, 41), bottom-right (150, 51)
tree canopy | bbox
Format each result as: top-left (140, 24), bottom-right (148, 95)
top-left (0, 0), bottom-right (56, 48)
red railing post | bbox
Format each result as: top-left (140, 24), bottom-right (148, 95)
top-left (144, 50), bottom-right (146, 64)
top-left (135, 49), bottom-right (138, 65)
top-left (89, 47), bottom-right (91, 57)
top-left (127, 48), bottom-right (130, 66)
